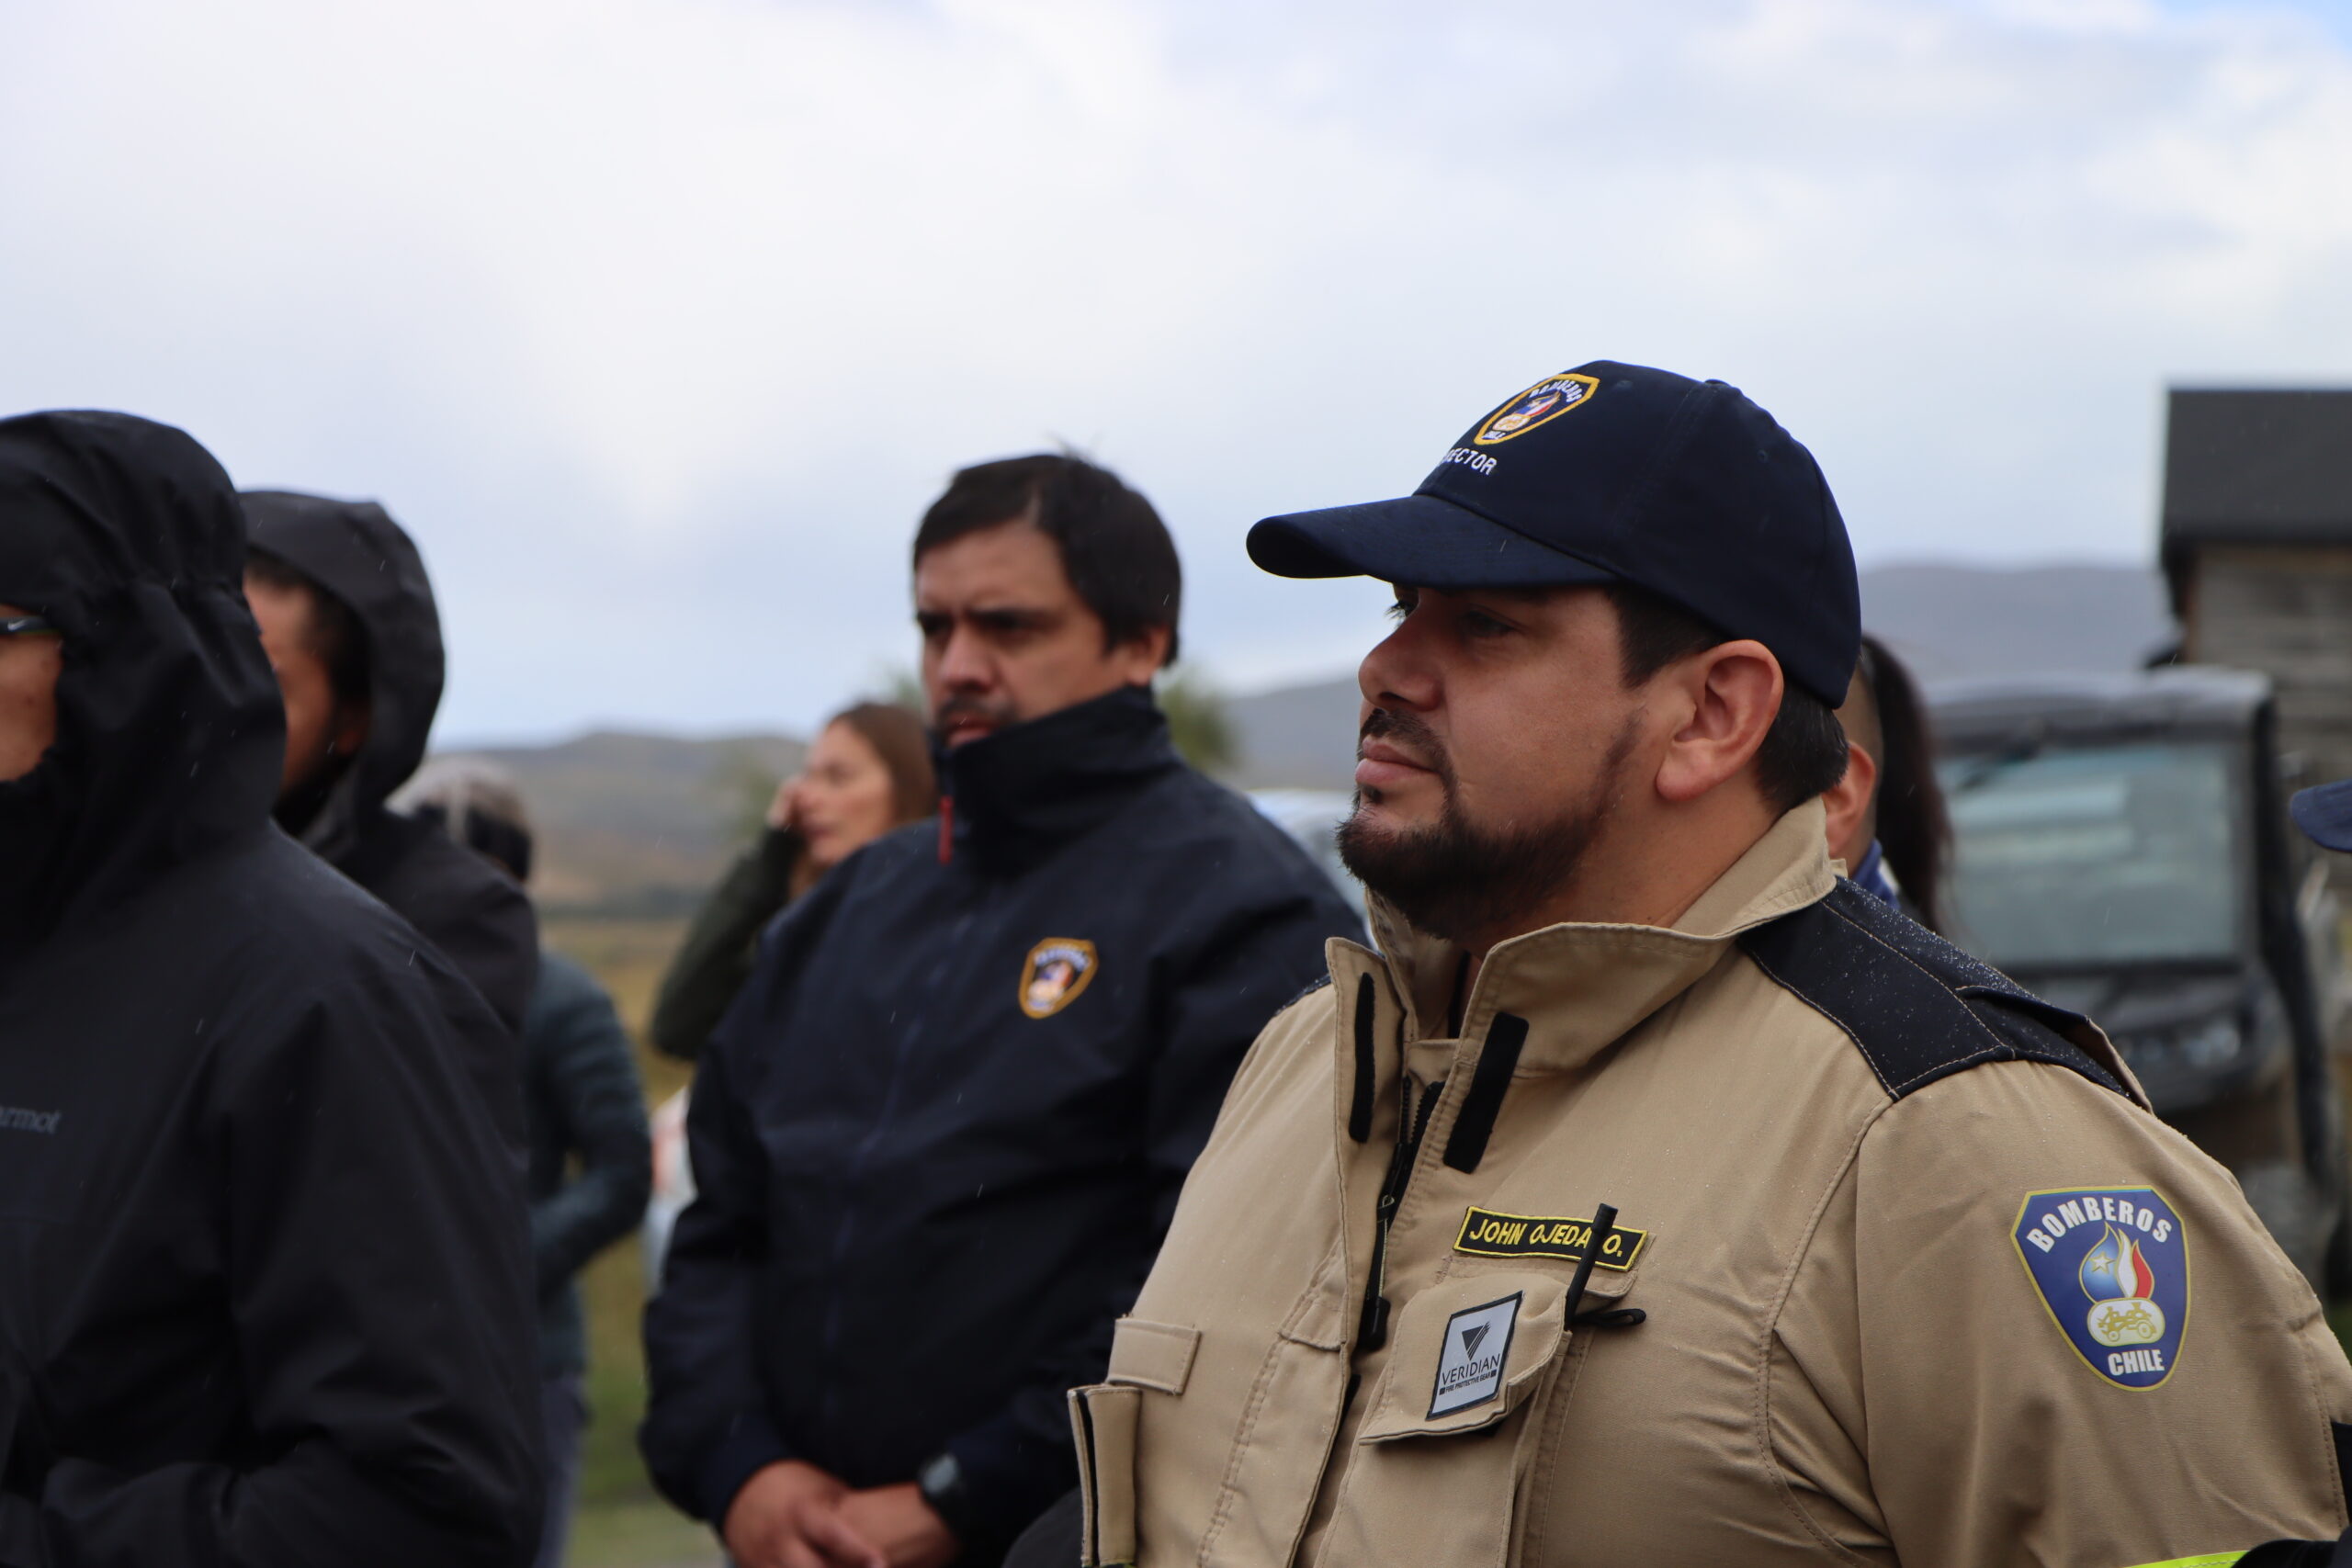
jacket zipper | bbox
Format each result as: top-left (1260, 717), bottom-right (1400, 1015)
top-left (1355, 1073), bottom-right (1444, 1353)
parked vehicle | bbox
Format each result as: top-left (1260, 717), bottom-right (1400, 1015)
top-left (1932, 668), bottom-right (2351, 1290)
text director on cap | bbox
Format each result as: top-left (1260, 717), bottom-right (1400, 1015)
top-left (1056, 363), bottom-right (2352, 1568)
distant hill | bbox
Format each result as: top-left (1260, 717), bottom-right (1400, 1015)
top-left (1223, 561), bottom-right (2175, 791)
top-left (1858, 562), bottom-right (2172, 684)
top-left (435, 729), bottom-right (804, 914)
top-left (451, 562), bottom-right (2172, 910)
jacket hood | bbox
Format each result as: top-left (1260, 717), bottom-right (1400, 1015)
top-left (939, 684), bottom-right (1181, 874)
top-left (241, 490), bottom-right (445, 859)
top-left (0, 412), bottom-right (285, 945)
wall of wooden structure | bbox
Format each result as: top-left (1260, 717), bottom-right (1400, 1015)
top-left (2188, 545), bottom-right (2352, 888)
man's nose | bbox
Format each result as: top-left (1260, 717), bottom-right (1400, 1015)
top-left (937, 623), bottom-right (995, 690)
top-left (1359, 615), bottom-right (1440, 715)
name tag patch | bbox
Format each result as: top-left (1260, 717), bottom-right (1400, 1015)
top-left (1454, 1207), bottom-right (1647, 1270)
top-left (1430, 1292), bottom-right (1521, 1417)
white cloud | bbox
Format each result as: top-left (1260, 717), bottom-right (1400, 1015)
top-left (2, 0), bottom-right (2348, 739)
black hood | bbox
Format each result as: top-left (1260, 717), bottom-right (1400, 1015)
top-left (241, 490), bottom-right (445, 860)
top-left (0, 412), bottom-right (284, 945)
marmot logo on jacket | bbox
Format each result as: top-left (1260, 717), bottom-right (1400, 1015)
top-left (0, 1106), bottom-right (62, 1134)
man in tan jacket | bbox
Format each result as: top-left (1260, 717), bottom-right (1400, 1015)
top-left (1061, 361), bottom-right (2352, 1568)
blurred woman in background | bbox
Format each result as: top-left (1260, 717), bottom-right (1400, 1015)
top-left (650, 701), bottom-right (935, 1061)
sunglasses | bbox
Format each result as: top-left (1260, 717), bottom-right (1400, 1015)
top-left (0, 615), bottom-right (59, 637)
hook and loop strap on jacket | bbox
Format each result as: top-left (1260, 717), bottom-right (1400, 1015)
top-left (1348, 974), bottom-right (1377, 1145)
top-left (1442, 1012), bottom-right (1529, 1173)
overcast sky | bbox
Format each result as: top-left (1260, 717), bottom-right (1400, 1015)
top-left (5, 0), bottom-right (2350, 741)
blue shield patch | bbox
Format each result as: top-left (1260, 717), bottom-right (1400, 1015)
top-left (2010, 1187), bottom-right (2188, 1389)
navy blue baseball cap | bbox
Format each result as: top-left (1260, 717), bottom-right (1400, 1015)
top-left (1247, 360), bottom-right (1862, 705)
top-left (2291, 782), bottom-right (2352, 852)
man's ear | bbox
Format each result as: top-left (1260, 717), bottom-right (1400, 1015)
top-left (1115, 624), bottom-right (1174, 685)
top-left (1821, 739), bottom-right (1880, 870)
top-left (1654, 641), bottom-right (1781, 807)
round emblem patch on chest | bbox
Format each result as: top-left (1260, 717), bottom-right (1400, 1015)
top-left (1019, 939), bottom-right (1098, 1019)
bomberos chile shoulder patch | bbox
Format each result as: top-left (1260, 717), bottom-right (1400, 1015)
top-left (1019, 939), bottom-right (1098, 1020)
top-left (2010, 1186), bottom-right (2188, 1389)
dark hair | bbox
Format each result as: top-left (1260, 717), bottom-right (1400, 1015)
top-left (829, 702), bottom-right (937, 825)
top-left (1854, 634), bottom-right (1951, 931)
top-left (911, 453), bottom-right (1182, 666)
top-left (1606, 583), bottom-right (1849, 814)
top-left (246, 547), bottom-right (371, 707)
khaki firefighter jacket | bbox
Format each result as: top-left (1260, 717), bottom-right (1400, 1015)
top-left (1073, 803), bottom-right (2352, 1568)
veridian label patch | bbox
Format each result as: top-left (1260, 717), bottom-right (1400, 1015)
top-left (1429, 1292), bottom-right (1521, 1417)
top-left (2011, 1186), bottom-right (2188, 1389)
top-left (1019, 939), bottom-right (1097, 1019)
top-left (1471, 373), bottom-right (1600, 446)
top-left (1454, 1207), bottom-right (1647, 1270)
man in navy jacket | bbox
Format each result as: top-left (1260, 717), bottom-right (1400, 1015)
top-left (642, 455), bottom-right (1361, 1568)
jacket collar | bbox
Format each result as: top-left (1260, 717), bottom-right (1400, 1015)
top-left (940, 684), bottom-right (1182, 874)
top-left (1347, 799), bottom-right (1835, 1076)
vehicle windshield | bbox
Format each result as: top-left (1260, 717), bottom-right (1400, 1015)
top-left (1936, 739), bottom-right (2243, 970)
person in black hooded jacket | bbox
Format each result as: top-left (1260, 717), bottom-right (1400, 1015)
top-left (641, 455), bottom-right (1362, 1568)
top-left (240, 489), bottom-right (539, 1038)
top-left (0, 411), bottom-right (542, 1566)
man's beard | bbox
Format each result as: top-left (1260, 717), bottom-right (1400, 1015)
top-left (1337, 707), bottom-right (1637, 947)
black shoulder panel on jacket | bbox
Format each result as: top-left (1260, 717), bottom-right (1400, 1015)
top-left (1738, 881), bottom-right (2128, 1103)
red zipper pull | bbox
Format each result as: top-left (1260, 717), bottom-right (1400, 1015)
top-left (937, 795), bottom-right (954, 864)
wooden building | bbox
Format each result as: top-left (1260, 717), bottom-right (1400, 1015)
top-left (2162, 389), bottom-right (2352, 824)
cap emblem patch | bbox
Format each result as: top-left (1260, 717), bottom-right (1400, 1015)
top-left (2011, 1186), bottom-right (2188, 1389)
top-left (1472, 372), bottom-right (1600, 446)
top-left (1019, 939), bottom-right (1098, 1019)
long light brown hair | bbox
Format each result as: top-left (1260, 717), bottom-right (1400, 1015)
top-left (833, 701), bottom-right (936, 827)
top-left (786, 702), bottom-right (936, 897)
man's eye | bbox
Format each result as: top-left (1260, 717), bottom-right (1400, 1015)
top-left (1385, 600), bottom-right (1411, 624)
top-left (1462, 609), bottom-right (1512, 638)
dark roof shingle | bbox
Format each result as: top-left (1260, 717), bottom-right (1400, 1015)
top-left (2163, 388), bottom-right (2352, 548)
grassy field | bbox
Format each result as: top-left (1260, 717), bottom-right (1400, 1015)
top-left (544, 916), bottom-right (716, 1568)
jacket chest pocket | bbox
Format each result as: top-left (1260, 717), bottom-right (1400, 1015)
top-left (1316, 1267), bottom-right (1633, 1568)
top-left (1071, 1281), bottom-right (1352, 1568)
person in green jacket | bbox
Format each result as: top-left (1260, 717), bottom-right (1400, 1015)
top-left (650, 702), bottom-right (936, 1061)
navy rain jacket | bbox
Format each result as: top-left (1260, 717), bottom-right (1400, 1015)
top-left (0, 412), bottom-right (542, 1566)
top-left (641, 685), bottom-right (1363, 1553)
